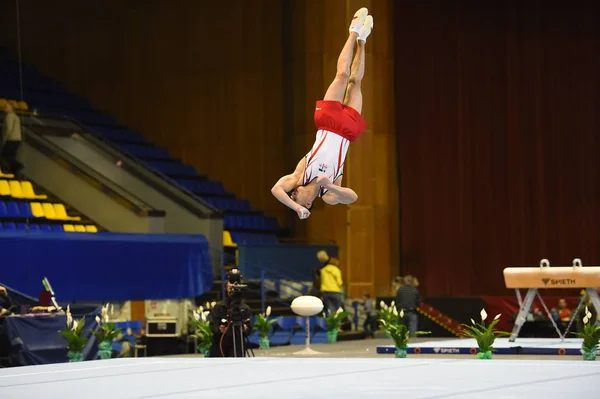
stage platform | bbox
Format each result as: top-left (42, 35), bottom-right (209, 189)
top-left (1, 357), bottom-right (599, 398)
top-left (377, 338), bottom-right (593, 356)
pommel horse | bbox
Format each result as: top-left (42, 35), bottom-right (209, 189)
top-left (503, 258), bottom-right (600, 342)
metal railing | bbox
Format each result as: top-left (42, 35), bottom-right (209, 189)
top-left (22, 125), bottom-right (163, 217)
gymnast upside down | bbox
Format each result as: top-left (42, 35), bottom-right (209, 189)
top-left (271, 7), bottom-right (373, 220)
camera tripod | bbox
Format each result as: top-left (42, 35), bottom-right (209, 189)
top-left (228, 305), bottom-right (254, 358)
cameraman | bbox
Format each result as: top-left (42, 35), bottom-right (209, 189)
top-left (208, 271), bottom-right (253, 357)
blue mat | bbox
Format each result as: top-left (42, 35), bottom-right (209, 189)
top-left (0, 231), bottom-right (214, 301)
top-left (377, 338), bottom-right (590, 356)
top-left (0, 308), bottom-right (101, 366)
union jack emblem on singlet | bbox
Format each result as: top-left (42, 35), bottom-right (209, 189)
top-left (302, 129), bottom-right (350, 197)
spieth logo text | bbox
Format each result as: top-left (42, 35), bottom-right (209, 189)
top-left (541, 278), bottom-right (576, 286)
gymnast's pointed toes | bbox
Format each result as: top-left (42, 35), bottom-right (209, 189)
top-left (358, 15), bottom-right (373, 42)
top-left (349, 7), bottom-right (368, 34)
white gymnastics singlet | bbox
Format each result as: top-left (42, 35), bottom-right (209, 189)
top-left (302, 129), bottom-right (350, 197)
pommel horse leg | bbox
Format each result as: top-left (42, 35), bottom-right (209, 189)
top-left (586, 288), bottom-right (600, 320)
top-left (509, 288), bottom-right (537, 342)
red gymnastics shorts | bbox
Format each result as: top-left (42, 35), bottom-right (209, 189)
top-left (313, 100), bottom-right (367, 142)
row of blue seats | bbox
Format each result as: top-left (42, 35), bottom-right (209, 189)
top-left (144, 161), bottom-right (198, 177)
top-left (1, 87), bottom-right (93, 111)
top-left (34, 104), bottom-right (117, 126)
top-left (224, 215), bottom-right (279, 231)
top-left (109, 320), bottom-right (144, 355)
top-left (230, 232), bottom-right (278, 244)
top-left (0, 67), bottom-right (65, 93)
top-left (90, 125), bottom-right (147, 144)
top-left (2, 57), bottom-right (281, 235)
top-left (0, 222), bottom-right (65, 232)
top-left (177, 179), bottom-right (227, 195)
top-left (248, 316), bottom-right (330, 346)
top-left (0, 201), bottom-right (37, 219)
top-left (118, 143), bottom-right (171, 160)
top-left (203, 197), bottom-right (253, 212)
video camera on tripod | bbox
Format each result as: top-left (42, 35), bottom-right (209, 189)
top-left (227, 269), bottom-right (247, 306)
top-left (223, 269), bottom-right (252, 357)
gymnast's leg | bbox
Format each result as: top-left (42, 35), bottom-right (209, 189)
top-left (343, 15), bottom-right (372, 114)
top-left (323, 7), bottom-right (368, 102)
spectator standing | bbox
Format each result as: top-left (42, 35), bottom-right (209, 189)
top-left (1, 102), bottom-right (23, 176)
top-left (395, 275), bottom-right (420, 335)
top-left (362, 292), bottom-right (378, 338)
top-left (320, 257), bottom-right (344, 315)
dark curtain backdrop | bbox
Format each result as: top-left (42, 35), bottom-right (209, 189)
top-left (395, 0), bottom-right (600, 296)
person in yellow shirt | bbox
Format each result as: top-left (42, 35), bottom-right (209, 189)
top-left (320, 257), bottom-right (344, 315)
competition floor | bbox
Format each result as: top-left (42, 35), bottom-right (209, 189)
top-left (1, 339), bottom-right (598, 399)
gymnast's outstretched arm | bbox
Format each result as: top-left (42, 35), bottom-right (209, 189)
top-left (271, 158), bottom-right (310, 218)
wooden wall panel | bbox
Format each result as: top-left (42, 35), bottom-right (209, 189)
top-left (0, 0), bottom-right (285, 222)
top-left (395, 0), bottom-right (600, 297)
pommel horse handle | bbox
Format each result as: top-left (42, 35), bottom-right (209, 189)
top-left (504, 258), bottom-right (600, 342)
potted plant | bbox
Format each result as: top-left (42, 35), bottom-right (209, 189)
top-left (59, 305), bottom-right (88, 362)
top-left (92, 303), bottom-right (121, 360)
top-left (378, 301), bottom-right (397, 339)
top-left (460, 309), bottom-right (510, 359)
top-left (380, 307), bottom-right (430, 358)
top-left (573, 306), bottom-right (600, 361)
top-left (253, 306), bottom-right (276, 349)
top-left (189, 306), bottom-right (212, 356)
top-left (325, 308), bottom-right (350, 343)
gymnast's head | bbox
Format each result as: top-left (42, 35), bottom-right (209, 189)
top-left (289, 185), bottom-right (317, 211)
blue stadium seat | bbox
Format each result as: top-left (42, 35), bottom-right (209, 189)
top-left (18, 202), bottom-right (34, 218)
top-left (3, 222), bottom-right (16, 230)
top-left (40, 224), bottom-right (52, 232)
top-left (51, 225), bottom-right (64, 232)
top-left (146, 162), bottom-right (197, 177)
top-left (224, 215), bottom-right (280, 233)
top-left (176, 179), bottom-right (227, 195)
top-left (204, 197), bottom-right (251, 212)
top-left (311, 317), bottom-right (329, 344)
top-left (247, 330), bottom-right (262, 346)
top-left (290, 316), bottom-right (311, 345)
top-left (118, 143), bottom-right (171, 160)
top-left (269, 317), bottom-right (298, 345)
top-left (229, 232), bottom-right (278, 245)
top-left (6, 201), bottom-right (20, 217)
top-left (89, 126), bottom-right (147, 144)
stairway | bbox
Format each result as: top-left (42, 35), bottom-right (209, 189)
top-left (417, 303), bottom-right (465, 337)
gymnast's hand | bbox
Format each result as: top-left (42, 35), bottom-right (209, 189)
top-left (316, 175), bottom-right (332, 187)
top-left (297, 206), bottom-right (311, 219)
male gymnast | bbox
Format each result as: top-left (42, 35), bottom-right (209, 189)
top-left (271, 7), bottom-right (373, 220)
